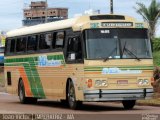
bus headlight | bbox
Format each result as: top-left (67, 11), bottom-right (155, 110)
top-left (138, 79), bottom-right (149, 86)
top-left (95, 80), bottom-right (108, 87)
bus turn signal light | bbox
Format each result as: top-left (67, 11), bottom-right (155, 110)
top-left (87, 79), bottom-right (92, 88)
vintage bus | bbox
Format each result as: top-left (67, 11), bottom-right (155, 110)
top-left (5, 14), bottom-right (154, 110)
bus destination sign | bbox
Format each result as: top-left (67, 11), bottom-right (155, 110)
top-left (101, 22), bottom-right (133, 27)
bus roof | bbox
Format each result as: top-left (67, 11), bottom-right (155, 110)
top-left (7, 14), bottom-right (147, 38)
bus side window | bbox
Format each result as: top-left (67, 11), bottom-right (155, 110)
top-left (16, 37), bottom-right (26, 53)
top-left (39, 33), bottom-right (51, 50)
top-left (27, 35), bottom-right (38, 51)
top-left (10, 39), bottom-right (15, 53)
top-left (67, 37), bottom-right (82, 61)
top-left (55, 32), bottom-right (65, 48)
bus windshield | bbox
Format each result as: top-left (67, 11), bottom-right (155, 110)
top-left (85, 28), bottom-right (152, 60)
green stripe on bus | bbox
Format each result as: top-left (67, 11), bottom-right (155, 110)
top-left (23, 63), bottom-right (39, 97)
top-left (5, 54), bottom-right (65, 98)
top-left (84, 66), bottom-right (154, 71)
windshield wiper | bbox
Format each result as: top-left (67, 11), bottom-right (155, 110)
top-left (122, 42), bottom-right (141, 61)
top-left (103, 47), bottom-right (117, 62)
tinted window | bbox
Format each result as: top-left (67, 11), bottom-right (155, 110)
top-left (10, 39), bottom-right (15, 53)
top-left (16, 38), bottom-right (26, 52)
top-left (27, 36), bottom-right (38, 51)
top-left (55, 32), bottom-right (65, 48)
top-left (39, 34), bottom-right (51, 50)
top-left (67, 37), bottom-right (82, 60)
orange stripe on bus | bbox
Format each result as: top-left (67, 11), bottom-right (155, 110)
top-left (18, 67), bottom-right (33, 97)
top-left (36, 65), bottom-right (65, 68)
top-left (84, 72), bottom-right (101, 74)
top-left (4, 66), bottom-right (20, 70)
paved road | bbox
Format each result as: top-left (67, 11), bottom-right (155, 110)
top-left (0, 92), bottom-right (160, 120)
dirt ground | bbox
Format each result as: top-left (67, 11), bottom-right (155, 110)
top-left (0, 86), bottom-right (5, 92)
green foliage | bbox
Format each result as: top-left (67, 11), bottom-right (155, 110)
top-left (153, 51), bottom-right (160, 66)
top-left (0, 67), bottom-right (4, 87)
top-left (135, 0), bottom-right (160, 39)
top-left (153, 38), bottom-right (160, 51)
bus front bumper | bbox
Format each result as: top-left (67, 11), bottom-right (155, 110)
top-left (83, 88), bottom-right (153, 102)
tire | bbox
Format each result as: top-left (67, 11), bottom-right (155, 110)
top-left (122, 100), bottom-right (136, 110)
top-left (67, 80), bottom-right (82, 109)
top-left (18, 80), bottom-right (37, 104)
top-left (18, 80), bottom-right (28, 104)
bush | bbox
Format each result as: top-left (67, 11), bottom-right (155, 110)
top-left (153, 38), bottom-right (160, 51)
top-left (153, 67), bottom-right (160, 92)
top-left (153, 51), bottom-right (160, 66)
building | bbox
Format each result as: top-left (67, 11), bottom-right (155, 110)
top-left (23, 1), bottom-right (68, 26)
top-left (0, 31), bottom-right (6, 47)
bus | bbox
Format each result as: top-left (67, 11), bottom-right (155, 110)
top-left (5, 14), bottom-right (154, 110)
top-left (0, 46), bottom-right (4, 66)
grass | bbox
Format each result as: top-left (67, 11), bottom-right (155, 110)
top-left (137, 93), bottom-right (160, 106)
top-left (137, 99), bottom-right (160, 106)
top-left (0, 67), bottom-right (4, 87)
top-left (0, 74), bottom-right (4, 87)
top-left (153, 51), bottom-right (160, 66)
top-left (136, 51), bottom-right (160, 106)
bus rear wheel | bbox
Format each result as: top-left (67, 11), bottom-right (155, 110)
top-left (67, 80), bottom-right (82, 109)
top-left (122, 100), bottom-right (136, 110)
top-left (18, 80), bottom-right (37, 104)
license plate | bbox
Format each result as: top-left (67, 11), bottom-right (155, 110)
top-left (117, 80), bottom-right (128, 85)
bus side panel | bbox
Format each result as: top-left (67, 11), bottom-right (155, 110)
top-left (35, 53), bottom-right (85, 101)
top-left (5, 56), bottom-right (46, 98)
top-left (4, 65), bottom-right (20, 95)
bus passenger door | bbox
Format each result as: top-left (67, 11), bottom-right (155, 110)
top-left (65, 36), bottom-right (84, 94)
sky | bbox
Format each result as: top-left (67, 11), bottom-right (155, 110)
top-left (0, 0), bottom-right (159, 37)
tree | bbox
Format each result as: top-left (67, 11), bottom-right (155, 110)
top-left (135, 0), bottom-right (160, 40)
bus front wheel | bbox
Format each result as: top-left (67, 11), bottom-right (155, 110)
top-left (122, 100), bottom-right (136, 110)
top-left (67, 80), bottom-right (82, 109)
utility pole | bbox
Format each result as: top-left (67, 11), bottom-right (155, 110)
top-left (45, 0), bottom-right (48, 23)
top-left (110, 0), bottom-right (113, 14)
